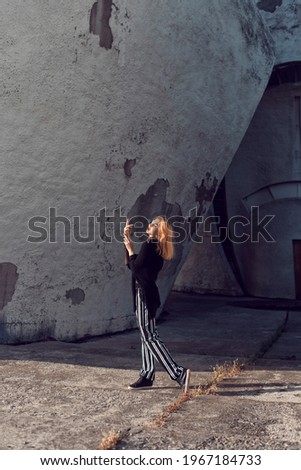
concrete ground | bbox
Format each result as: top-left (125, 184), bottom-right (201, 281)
top-left (0, 292), bottom-right (300, 450)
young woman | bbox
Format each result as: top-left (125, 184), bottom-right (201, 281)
top-left (123, 215), bottom-right (190, 390)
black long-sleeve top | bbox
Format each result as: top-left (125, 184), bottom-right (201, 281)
top-left (125, 239), bottom-right (164, 319)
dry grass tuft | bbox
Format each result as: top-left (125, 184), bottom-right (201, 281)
top-left (193, 360), bottom-right (245, 396)
top-left (212, 359), bottom-right (243, 381)
top-left (148, 391), bottom-right (193, 429)
top-left (147, 360), bottom-right (244, 428)
top-left (99, 431), bottom-right (124, 450)
top-left (193, 381), bottom-right (218, 396)
top-left (101, 360), bottom-right (245, 444)
top-left (193, 359), bottom-right (244, 397)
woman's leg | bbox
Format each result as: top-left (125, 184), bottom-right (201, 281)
top-left (139, 333), bottom-right (155, 381)
top-left (136, 288), bottom-right (185, 381)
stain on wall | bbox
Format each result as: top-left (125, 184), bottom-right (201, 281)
top-left (257, 0), bottom-right (283, 13)
top-left (90, 0), bottom-right (113, 49)
top-left (182, 173), bottom-right (219, 238)
top-left (195, 172), bottom-right (219, 212)
top-left (124, 158), bottom-right (136, 177)
top-left (127, 179), bottom-right (182, 223)
top-left (0, 263), bottom-right (19, 310)
top-left (66, 288), bottom-right (85, 306)
top-left (127, 179), bottom-right (183, 277)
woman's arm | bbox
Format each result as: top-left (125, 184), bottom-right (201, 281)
top-left (127, 241), bottom-right (153, 276)
top-left (123, 221), bottom-right (135, 256)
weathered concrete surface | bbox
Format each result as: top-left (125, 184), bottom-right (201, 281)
top-left (175, 0), bottom-right (301, 300)
top-left (174, 232), bottom-right (243, 296)
top-left (206, 3), bottom-right (301, 300)
top-left (256, 0), bottom-right (301, 64)
top-left (0, 0), bottom-right (274, 343)
top-left (221, 81), bottom-right (301, 298)
top-left (0, 292), bottom-right (300, 450)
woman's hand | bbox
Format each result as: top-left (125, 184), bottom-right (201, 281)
top-left (123, 220), bottom-right (134, 256)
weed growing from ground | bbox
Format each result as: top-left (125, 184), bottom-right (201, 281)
top-left (99, 360), bottom-right (245, 447)
top-left (148, 360), bottom-right (244, 429)
top-left (99, 431), bottom-right (125, 450)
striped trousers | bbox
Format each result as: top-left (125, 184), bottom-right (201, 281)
top-left (135, 287), bottom-right (184, 381)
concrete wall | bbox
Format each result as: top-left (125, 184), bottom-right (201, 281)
top-left (175, 0), bottom-right (301, 299)
top-left (224, 82), bottom-right (301, 298)
top-left (226, 199), bottom-right (301, 299)
top-left (173, 233), bottom-right (243, 296)
top-left (220, 1), bottom-right (301, 299)
top-left (0, 0), bottom-right (274, 343)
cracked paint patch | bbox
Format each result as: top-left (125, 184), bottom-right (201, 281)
top-left (66, 288), bottom-right (85, 306)
top-left (0, 263), bottom-right (18, 310)
top-left (257, 0), bottom-right (282, 13)
top-left (90, 0), bottom-right (113, 49)
top-left (239, 0), bottom-right (275, 60)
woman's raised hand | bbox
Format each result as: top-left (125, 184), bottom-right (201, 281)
top-left (123, 219), bottom-right (133, 240)
top-left (123, 219), bottom-right (134, 255)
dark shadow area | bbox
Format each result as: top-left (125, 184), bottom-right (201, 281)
top-left (228, 298), bottom-right (301, 311)
top-left (0, 292), bottom-right (300, 373)
top-left (212, 178), bottom-right (245, 290)
top-left (217, 381), bottom-right (301, 397)
top-left (267, 61), bottom-right (301, 88)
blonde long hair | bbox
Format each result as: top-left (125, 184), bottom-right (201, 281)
top-left (153, 216), bottom-right (174, 261)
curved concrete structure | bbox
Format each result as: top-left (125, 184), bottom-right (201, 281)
top-left (224, 80), bottom-right (301, 299)
top-left (222, 1), bottom-right (301, 299)
top-left (176, 0), bottom-right (301, 300)
top-left (0, 0), bottom-right (274, 343)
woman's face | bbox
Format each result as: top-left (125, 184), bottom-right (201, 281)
top-left (146, 219), bottom-right (159, 239)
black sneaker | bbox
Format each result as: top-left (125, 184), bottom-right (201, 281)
top-left (176, 368), bottom-right (191, 391)
top-left (128, 377), bottom-right (154, 389)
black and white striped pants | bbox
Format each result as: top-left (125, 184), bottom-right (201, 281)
top-left (135, 287), bottom-right (184, 381)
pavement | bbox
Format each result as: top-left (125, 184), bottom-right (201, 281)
top-left (0, 291), bottom-right (300, 450)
